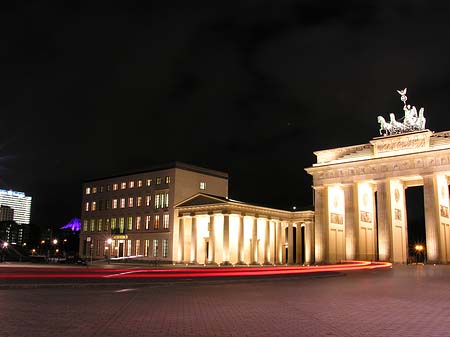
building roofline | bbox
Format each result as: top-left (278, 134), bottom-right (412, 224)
top-left (83, 161), bottom-right (229, 183)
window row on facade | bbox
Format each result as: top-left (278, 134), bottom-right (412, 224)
top-left (84, 192), bottom-right (169, 212)
top-left (85, 176), bottom-right (171, 195)
top-left (82, 214), bottom-right (170, 233)
top-left (87, 238), bottom-right (169, 258)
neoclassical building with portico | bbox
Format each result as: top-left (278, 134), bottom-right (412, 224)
top-left (174, 194), bottom-right (314, 265)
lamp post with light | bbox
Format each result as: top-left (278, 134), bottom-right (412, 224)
top-left (106, 238), bottom-right (112, 264)
top-left (1, 242), bottom-right (8, 262)
top-left (415, 244), bottom-right (424, 264)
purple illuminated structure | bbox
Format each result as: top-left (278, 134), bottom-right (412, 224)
top-left (60, 218), bottom-right (81, 232)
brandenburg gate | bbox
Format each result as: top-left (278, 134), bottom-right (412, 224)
top-left (306, 89), bottom-right (450, 264)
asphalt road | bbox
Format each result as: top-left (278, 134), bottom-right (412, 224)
top-left (1, 264), bottom-right (449, 337)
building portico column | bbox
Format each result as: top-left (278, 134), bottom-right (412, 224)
top-left (314, 186), bottom-right (326, 264)
top-left (237, 215), bottom-right (244, 264)
top-left (190, 216), bottom-right (197, 264)
top-left (277, 221), bottom-right (282, 264)
top-left (296, 223), bottom-right (302, 265)
top-left (251, 217), bottom-right (258, 264)
top-left (222, 214), bottom-right (230, 264)
top-left (288, 222), bottom-right (294, 264)
top-left (304, 221), bottom-right (313, 265)
top-left (423, 175), bottom-right (442, 263)
top-left (208, 215), bottom-right (215, 263)
top-left (178, 217), bottom-right (184, 263)
top-left (376, 180), bottom-right (391, 262)
top-left (343, 183), bottom-right (356, 260)
top-left (264, 219), bottom-right (270, 264)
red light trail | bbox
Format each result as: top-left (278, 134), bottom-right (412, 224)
top-left (0, 261), bottom-right (391, 279)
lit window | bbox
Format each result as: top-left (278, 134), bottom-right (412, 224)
top-left (129, 181), bottom-right (134, 188)
top-left (165, 176), bottom-right (170, 184)
top-left (146, 195), bottom-right (151, 207)
top-left (105, 218), bottom-right (110, 231)
top-left (136, 240), bottom-right (141, 256)
top-left (153, 239), bottom-right (159, 257)
top-left (127, 240), bottom-right (131, 256)
top-left (145, 215), bottom-right (151, 230)
top-left (100, 186), bottom-right (104, 193)
top-left (112, 199), bottom-right (118, 209)
top-left (162, 239), bottom-right (168, 258)
top-left (92, 187), bottom-right (97, 194)
top-left (138, 180), bottom-right (143, 187)
top-left (121, 182), bottom-right (126, 189)
top-left (128, 197), bottom-right (134, 208)
top-left (120, 198), bottom-right (126, 208)
top-left (165, 192), bottom-right (169, 208)
top-left (111, 218), bottom-right (117, 230)
top-left (113, 183), bottom-right (118, 191)
top-left (91, 201), bottom-right (97, 211)
top-left (136, 216), bottom-right (141, 230)
top-left (156, 177), bottom-right (162, 185)
top-left (107, 184), bottom-right (111, 192)
top-left (200, 182), bottom-right (206, 190)
top-left (145, 240), bottom-right (150, 256)
top-left (146, 179), bottom-right (152, 187)
top-left (127, 216), bottom-right (133, 231)
top-left (90, 219), bottom-right (95, 232)
top-left (85, 202), bottom-right (90, 212)
top-left (119, 217), bottom-right (125, 233)
top-left (98, 219), bottom-right (103, 232)
top-left (85, 187), bottom-right (91, 195)
top-left (154, 194), bottom-right (160, 209)
top-left (137, 196), bottom-right (143, 207)
top-left (163, 213), bottom-right (169, 229)
top-left (83, 220), bottom-right (88, 232)
top-left (154, 215), bottom-right (160, 229)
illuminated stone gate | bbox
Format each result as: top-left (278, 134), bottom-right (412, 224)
top-left (306, 90), bottom-right (450, 264)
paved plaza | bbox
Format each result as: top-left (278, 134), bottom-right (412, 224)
top-left (1, 264), bottom-right (450, 337)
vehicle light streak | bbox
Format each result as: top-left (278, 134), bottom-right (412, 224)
top-left (0, 261), bottom-right (391, 279)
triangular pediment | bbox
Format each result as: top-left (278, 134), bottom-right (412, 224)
top-left (175, 193), bottom-right (228, 208)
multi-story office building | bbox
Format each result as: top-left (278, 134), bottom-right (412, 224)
top-left (0, 189), bottom-right (32, 225)
top-left (80, 162), bottom-right (228, 262)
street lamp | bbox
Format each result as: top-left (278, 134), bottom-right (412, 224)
top-left (415, 244), bottom-right (424, 264)
top-left (1, 242), bottom-right (8, 262)
top-left (106, 238), bottom-right (112, 264)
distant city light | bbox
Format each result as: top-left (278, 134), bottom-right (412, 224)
top-left (61, 218), bottom-right (81, 231)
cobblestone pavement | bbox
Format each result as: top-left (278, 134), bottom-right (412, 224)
top-left (1, 264), bottom-right (450, 337)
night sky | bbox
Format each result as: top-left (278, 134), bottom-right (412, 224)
top-left (3, 1), bottom-right (450, 231)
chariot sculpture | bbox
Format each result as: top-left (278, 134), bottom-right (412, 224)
top-left (377, 88), bottom-right (426, 136)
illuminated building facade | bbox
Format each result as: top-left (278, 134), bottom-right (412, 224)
top-left (175, 195), bottom-right (314, 265)
top-left (0, 189), bottom-right (32, 225)
top-left (79, 162), bottom-right (229, 261)
top-left (306, 129), bottom-right (450, 264)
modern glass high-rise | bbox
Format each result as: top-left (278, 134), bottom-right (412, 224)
top-left (0, 189), bottom-right (32, 225)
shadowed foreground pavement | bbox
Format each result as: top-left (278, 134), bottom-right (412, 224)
top-left (1, 264), bottom-right (449, 337)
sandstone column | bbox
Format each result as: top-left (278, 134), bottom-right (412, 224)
top-left (209, 214), bottom-right (215, 263)
top-left (178, 217), bottom-right (184, 263)
top-left (423, 175), bottom-right (441, 263)
top-left (190, 216), bottom-right (197, 264)
top-left (223, 214), bottom-right (230, 264)
top-left (251, 217), bottom-right (258, 264)
top-left (237, 215), bottom-right (244, 264)
top-left (264, 219), bottom-right (270, 264)
top-left (288, 222), bottom-right (294, 264)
